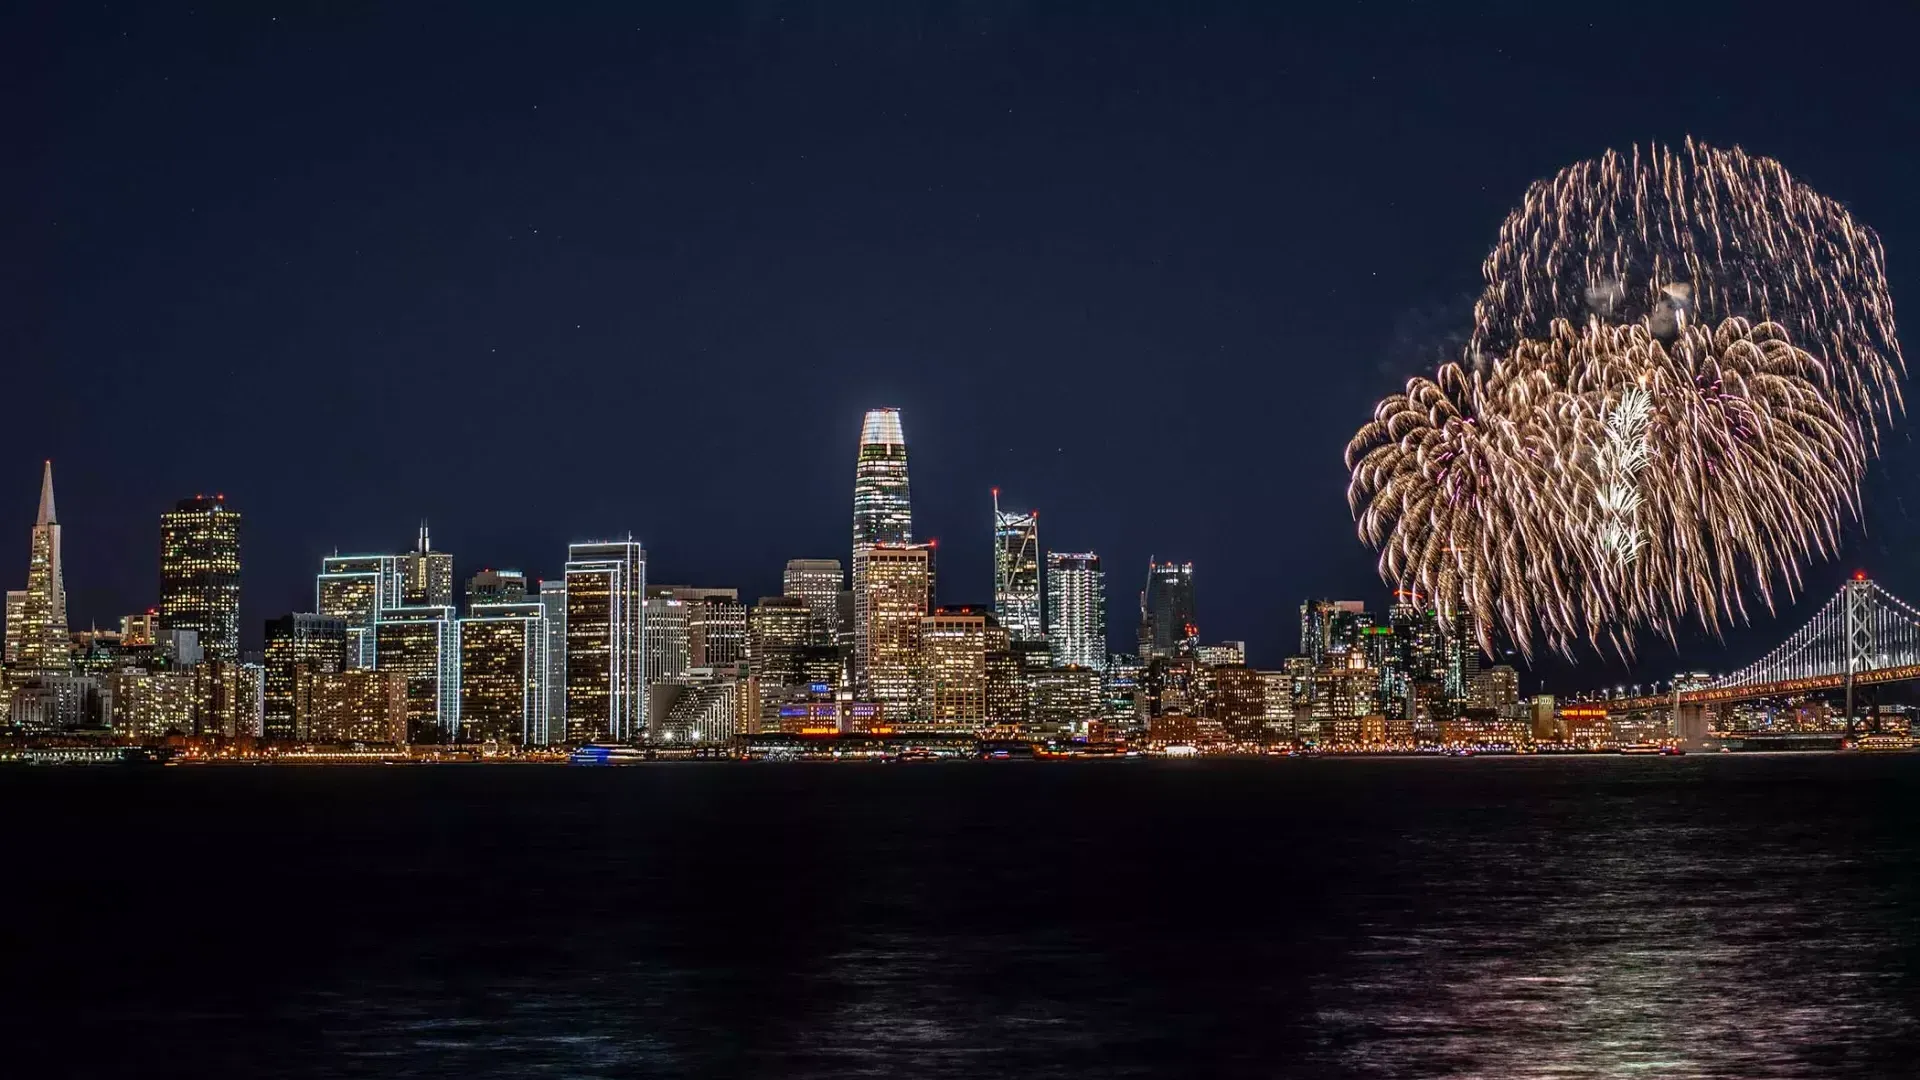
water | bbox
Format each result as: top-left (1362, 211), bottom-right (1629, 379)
top-left (6, 755), bottom-right (1918, 1078)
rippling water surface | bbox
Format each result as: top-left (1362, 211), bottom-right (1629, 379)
top-left (7, 755), bottom-right (1918, 1077)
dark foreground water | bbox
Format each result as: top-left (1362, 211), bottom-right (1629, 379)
top-left (5, 755), bottom-right (1919, 1078)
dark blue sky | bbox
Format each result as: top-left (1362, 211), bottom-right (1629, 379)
top-left (3, 2), bottom-right (1916, 685)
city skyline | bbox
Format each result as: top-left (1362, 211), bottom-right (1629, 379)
top-left (6, 7), bottom-right (1917, 688)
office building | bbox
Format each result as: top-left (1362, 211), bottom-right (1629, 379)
top-left (1213, 665), bottom-right (1268, 742)
top-left (158, 494), bottom-right (242, 662)
top-left (921, 606), bottom-right (993, 729)
top-left (1470, 664), bottom-right (1520, 711)
top-left (12, 462), bottom-right (69, 678)
top-left (195, 660), bottom-right (263, 738)
top-left (1445, 606), bottom-right (1483, 711)
top-left (1300, 599), bottom-right (1371, 667)
top-left (317, 554), bottom-right (403, 668)
top-left (991, 492), bottom-right (1042, 642)
top-left (858, 542), bottom-right (934, 718)
top-left (1044, 551), bottom-right (1105, 671)
top-left (120, 611), bottom-right (161, 646)
top-left (1140, 560), bottom-right (1196, 659)
top-left (642, 593), bottom-right (690, 684)
top-left (1030, 665), bottom-right (1103, 737)
top-left (262, 613), bottom-right (348, 739)
top-left (399, 523), bottom-right (454, 607)
top-left (649, 586), bottom-right (747, 672)
top-left (538, 579), bottom-right (567, 743)
top-left (373, 605), bottom-right (460, 743)
top-left (782, 559), bottom-right (843, 646)
top-left (459, 601), bottom-right (549, 745)
top-left (467, 568), bottom-right (528, 607)
top-left (3, 590), bottom-right (23, 665)
top-left (851, 408), bottom-right (912, 685)
top-left (1196, 641), bottom-right (1247, 668)
top-left (107, 669), bottom-right (197, 739)
top-left (650, 672), bottom-right (740, 745)
top-left (296, 668), bottom-right (407, 744)
top-left (565, 540), bottom-right (646, 743)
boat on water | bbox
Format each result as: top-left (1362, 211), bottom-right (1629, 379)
top-left (567, 745), bottom-right (652, 766)
top-left (1617, 744), bottom-right (1669, 755)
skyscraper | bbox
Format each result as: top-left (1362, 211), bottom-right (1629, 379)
top-left (565, 540), bottom-right (646, 743)
top-left (781, 559), bottom-right (843, 645)
top-left (3, 589), bottom-right (24, 666)
top-left (851, 408), bottom-right (911, 686)
top-left (459, 601), bottom-right (549, 745)
top-left (373, 605), bottom-right (460, 743)
top-left (1045, 551), bottom-right (1106, 671)
top-left (159, 494), bottom-right (242, 662)
top-left (538, 579), bottom-right (567, 743)
top-left (317, 554), bottom-right (403, 668)
top-left (399, 523), bottom-right (454, 607)
top-left (859, 542), bottom-right (934, 716)
top-left (1140, 560), bottom-right (1197, 659)
top-left (991, 491), bottom-right (1043, 642)
top-left (262, 613), bottom-right (348, 739)
top-left (13, 462), bottom-right (69, 678)
top-left (920, 605), bottom-right (993, 730)
top-left (467, 568), bottom-right (528, 607)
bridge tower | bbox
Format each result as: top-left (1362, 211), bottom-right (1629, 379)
top-left (1844, 575), bottom-right (1876, 733)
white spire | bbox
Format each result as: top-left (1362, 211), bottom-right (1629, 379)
top-left (36, 460), bottom-right (55, 526)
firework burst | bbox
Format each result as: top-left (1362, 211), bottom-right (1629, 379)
top-left (1349, 140), bottom-right (1900, 658)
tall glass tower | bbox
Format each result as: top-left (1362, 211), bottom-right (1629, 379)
top-left (1045, 551), bottom-right (1105, 671)
top-left (852, 408), bottom-right (912, 687)
top-left (1140, 560), bottom-right (1197, 659)
top-left (992, 490), bottom-right (1042, 642)
top-left (159, 494), bottom-right (243, 662)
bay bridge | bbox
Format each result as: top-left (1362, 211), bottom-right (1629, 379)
top-left (1613, 576), bottom-right (1920, 729)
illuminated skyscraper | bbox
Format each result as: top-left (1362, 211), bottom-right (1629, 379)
top-left (1045, 551), bottom-right (1106, 671)
top-left (159, 494), bottom-right (242, 662)
top-left (317, 554), bottom-right (403, 668)
top-left (1139, 560), bottom-right (1196, 659)
top-left (400, 523), bottom-right (454, 607)
top-left (262, 613), bottom-right (348, 739)
top-left (564, 540), bottom-right (646, 743)
top-left (3, 590), bottom-right (23, 666)
top-left (467, 568), bottom-right (528, 607)
top-left (991, 492), bottom-right (1042, 642)
top-left (538, 579), bottom-right (567, 743)
top-left (373, 605), bottom-right (460, 743)
top-left (859, 542), bottom-right (933, 717)
top-left (13, 462), bottom-right (69, 678)
top-left (851, 408), bottom-right (911, 686)
top-left (920, 605), bottom-right (993, 730)
top-left (1299, 599), bottom-right (1370, 667)
top-left (781, 559), bottom-right (843, 645)
top-left (459, 601), bottom-right (549, 745)
top-left (295, 668), bottom-right (407, 744)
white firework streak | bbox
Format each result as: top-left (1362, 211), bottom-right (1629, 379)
top-left (1592, 385), bottom-right (1653, 573)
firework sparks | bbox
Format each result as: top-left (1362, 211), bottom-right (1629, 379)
top-left (1349, 141), bottom-right (1901, 658)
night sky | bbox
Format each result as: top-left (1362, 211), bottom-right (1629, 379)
top-left (4, 2), bottom-right (1917, 687)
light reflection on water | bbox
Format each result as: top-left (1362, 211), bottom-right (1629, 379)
top-left (7, 755), bottom-right (1918, 1077)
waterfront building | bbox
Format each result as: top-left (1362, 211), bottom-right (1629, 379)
top-left (1044, 551), bottom-right (1105, 671)
top-left (1102, 654), bottom-right (1144, 734)
top-left (295, 668), bottom-right (407, 744)
top-left (991, 493), bottom-right (1042, 642)
top-left (1530, 694), bottom-right (1559, 742)
top-left (1470, 665), bottom-right (1520, 711)
top-left (459, 601), bottom-right (549, 745)
top-left (1140, 561), bottom-right (1197, 659)
top-left (650, 671), bottom-right (740, 745)
top-left (107, 669), bottom-right (196, 739)
top-left (748, 596), bottom-right (816, 727)
top-left (642, 593), bottom-right (690, 684)
top-left (1444, 606), bottom-right (1482, 712)
top-left (316, 554), bottom-right (403, 668)
top-left (399, 523), bottom-right (454, 607)
top-left (10, 674), bottom-right (99, 732)
top-left (781, 559), bottom-right (843, 646)
top-left (1028, 665), bottom-right (1102, 738)
top-left (564, 540), bottom-right (646, 743)
top-left (1312, 648), bottom-right (1378, 734)
top-left (858, 542), bottom-right (934, 718)
top-left (851, 408), bottom-right (912, 686)
top-left (920, 606), bottom-right (994, 729)
top-left (194, 660), bottom-right (263, 738)
top-left (1213, 665), bottom-right (1268, 743)
top-left (467, 568), bottom-right (528, 607)
top-left (538, 580), bottom-right (567, 744)
top-left (13, 462), bottom-right (69, 679)
top-left (158, 494), bottom-right (242, 662)
top-left (373, 605), bottom-right (460, 742)
top-left (262, 614), bottom-right (348, 739)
